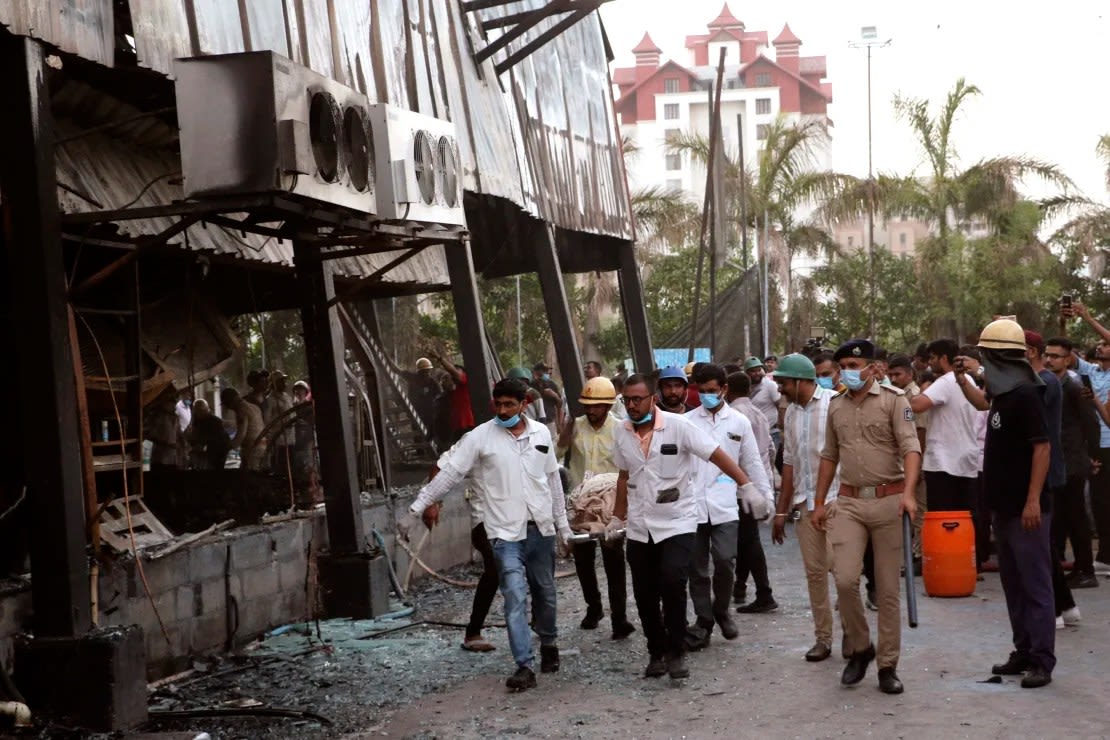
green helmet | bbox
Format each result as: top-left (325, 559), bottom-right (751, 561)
top-left (507, 367), bottom-right (531, 381)
top-left (771, 353), bottom-right (816, 381)
top-left (742, 356), bottom-right (764, 371)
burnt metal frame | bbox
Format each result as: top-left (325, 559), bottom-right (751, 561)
top-left (60, 193), bottom-right (468, 252)
top-left (535, 225), bottom-right (584, 417)
top-left (0, 35), bottom-right (93, 638)
top-left (467, 0), bottom-right (612, 76)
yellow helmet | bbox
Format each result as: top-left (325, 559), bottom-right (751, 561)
top-left (977, 318), bottom-right (1026, 350)
top-left (684, 361), bottom-right (697, 377)
top-left (578, 376), bottom-right (617, 405)
top-left (416, 357), bottom-right (433, 370)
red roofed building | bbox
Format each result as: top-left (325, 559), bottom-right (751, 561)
top-left (613, 4), bottom-right (833, 202)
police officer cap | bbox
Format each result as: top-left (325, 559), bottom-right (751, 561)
top-left (832, 338), bottom-right (875, 362)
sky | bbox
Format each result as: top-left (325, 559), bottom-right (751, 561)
top-left (599, 0), bottom-right (1110, 206)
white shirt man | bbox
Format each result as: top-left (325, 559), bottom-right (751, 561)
top-left (684, 384), bottom-right (771, 648)
top-left (910, 343), bottom-right (980, 512)
top-left (611, 374), bottom-right (755, 680)
top-left (404, 379), bottom-right (571, 692)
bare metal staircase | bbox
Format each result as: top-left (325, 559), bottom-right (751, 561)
top-left (338, 303), bottom-right (438, 466)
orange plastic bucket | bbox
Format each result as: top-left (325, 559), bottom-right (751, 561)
top-left (922, 511), bottom-right (977, 597)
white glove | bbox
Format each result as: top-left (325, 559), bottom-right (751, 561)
top-left (557, 523), bottom-right (573, 546)
top-left (604, 517), bottom-right (626, 542)
top-left (739, 483), bottom-right (770, 521)
top-left (396, 508), bottom-right (425, 541)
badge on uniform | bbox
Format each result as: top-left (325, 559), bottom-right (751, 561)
top-left (727, 432), bottom-right (743, 441)
top-left (904, 408), bottom-right (914, 422)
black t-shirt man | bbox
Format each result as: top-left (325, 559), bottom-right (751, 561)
top-left (984, 384), bottom-right (1050, 518)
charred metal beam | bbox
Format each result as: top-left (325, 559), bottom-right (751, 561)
top-left (494, 2), bottom-right (605, 75)
top-left (617, 241), bottom-right (654, 373)
top-left (70, 215), bottom-right (202, 297)
top-left (326, 246), bottom-right (430, 307)
top-left (462, 0), bottom-right (526, 12)
top-left (473, 0), bottom-right (572, 65)
top-left (0, 35), bottom-right (92, 638)
top-left (444, 242), bottom-right (494, 424)
top-left (293, 242), bottom-right (365, 556)
top-left (535, 226), bottom-right (584, 416)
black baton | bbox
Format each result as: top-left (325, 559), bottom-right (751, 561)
top-left (903, 511), bottom-right (919, 628)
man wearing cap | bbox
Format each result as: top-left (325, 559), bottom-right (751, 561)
top-left (684, 364), bottom-right (772, 650)
top-left (973, 319), bottom-right (1054, 688)
top-left (407, 358), bottom-right (443, 442)
top-left (609, 373), bottom-right (759, 680)
top-left (813, 338), bottom-right (921, 695)
top-left (744, 357), bottom-right (783, 430)
top-left (556, 376), bottom-right (635, 639)
top-left (764, 355), bottom-right (779, 374)
top-left (657, 366), bottom-right (692, 415)
top-left (771, 353), bottom-right (840, 662)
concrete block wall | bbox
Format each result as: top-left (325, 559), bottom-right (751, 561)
top-left (0, 493), bottom-right (479, 679)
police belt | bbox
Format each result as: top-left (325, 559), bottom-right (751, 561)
top-left (838, 480), bottom-right (905, 499)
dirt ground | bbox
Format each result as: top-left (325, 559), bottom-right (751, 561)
top-left (141, 525), bottom-right (1110, 740)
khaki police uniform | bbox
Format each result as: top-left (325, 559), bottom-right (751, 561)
top-left (821, 381), bottom-right (920, 670)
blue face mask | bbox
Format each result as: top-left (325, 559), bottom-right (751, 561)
top-left (632, 412), bottom-right (654, 426)
top-left (698, 392), bottom-right (722, 409)
top-left (841, 368), bottom-right (866, 390)
top-left (816, 376), bottom-right (835, 390)
top-left (494, 414), bottom-right (520, 428)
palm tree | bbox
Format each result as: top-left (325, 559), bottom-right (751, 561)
top-left (1051, 133), bottom-right (1110, 278)
top-left (668, 115), bottom-right (853, 350)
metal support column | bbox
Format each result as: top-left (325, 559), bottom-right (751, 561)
top-left (617, 242), bottom-right (654, 373)
top-left (293, 243), bottom-right (365, 554)
top-left (444, 242), bottom-right (494, 424)
top-left (536, 226), bottom-right (584, 412)
top-left (0, 34), bottom-right (91, 639)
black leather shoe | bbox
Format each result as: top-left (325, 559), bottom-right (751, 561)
top-left (506, 666), bottom-right (536, 691)
top-left (878, 667), bottom-right (903, 694)
top-left (736, 597), bottom-right (778, 614)
top-left (1021, 667), bottom-right (1052, 688)
top-left (540, 645), bottom-right (559, 673)
top-left (684, 624), bottom-right (711, 651)
top-left (644, 655), bottom-right (668, 678)
top-left (841, 644), bottom-right (876, 685)
top-left (733, 588), bottom-right (748, 605)
top-left (580, 608), bottom-right (603, 629)
top-left (717, 615), bottom-right (740, 640)
top-left (992, 652), bottom-right (1031, 676)
top-left (667, 654), bottom-right (690, 679)
top-left (805, 642), bottom-right (832, 662)
top-left (611, 619), bottom-right (636, 640)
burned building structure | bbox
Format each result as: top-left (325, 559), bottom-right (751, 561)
top-left (0, 0), bottom-right (652, 730)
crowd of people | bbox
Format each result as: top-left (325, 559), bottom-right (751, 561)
top-left (145, 369), bottom-right (316, 475)
top-left (398, 302), bottom-right (1110, 695)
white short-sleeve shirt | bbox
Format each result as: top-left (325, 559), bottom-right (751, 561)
top-left (922, 371), bottom-right (981, 478)
top-left (685, 404), bottom-right (772, 524)
top-left (439, 417), bottom-right (560, 541)
top-left (612, 410), bottom-right (720, 543)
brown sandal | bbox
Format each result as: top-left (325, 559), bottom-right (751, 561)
top-left (461, 635), bottom-right (496, 652)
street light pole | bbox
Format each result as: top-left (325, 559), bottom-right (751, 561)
top-left (851, 27), bottom-right (890, 341)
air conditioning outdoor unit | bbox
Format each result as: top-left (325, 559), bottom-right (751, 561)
top-left (369, 104), bottom-right (465, 226)
top-left (174, 51), bottom-right (376, 216)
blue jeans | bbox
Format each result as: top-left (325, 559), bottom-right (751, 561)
top-left (491, 524), bottom-right (558, 669)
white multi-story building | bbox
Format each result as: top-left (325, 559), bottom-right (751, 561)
top-left (613, 4), bottom-right (833, 204)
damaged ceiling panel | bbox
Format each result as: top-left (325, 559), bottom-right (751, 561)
top-left (52, 81), bottom-right (449, 292)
